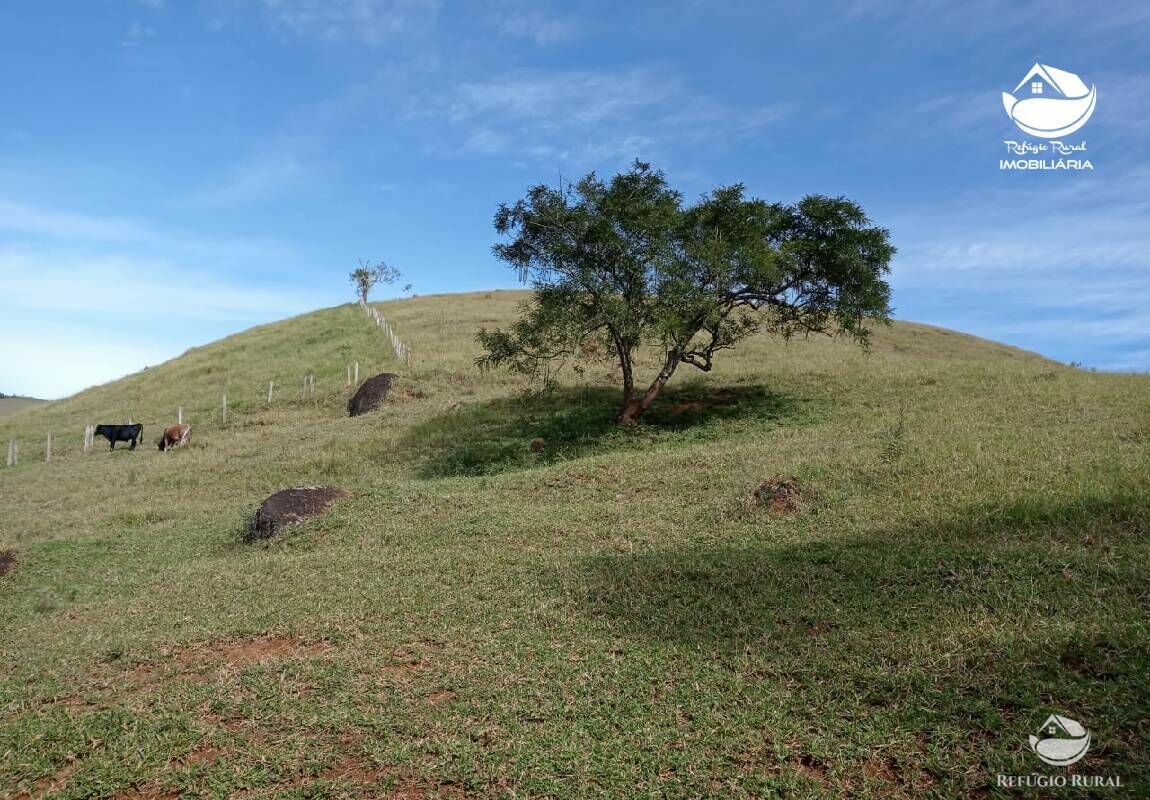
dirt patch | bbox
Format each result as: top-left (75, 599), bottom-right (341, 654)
top-left (427, 689), bottom-right (457, 705)
top-left (382, 658), bottom-right (429, 676)
top-left (167, 744), bottom-right (222, 769)
top-left (246, 487), bottom-right (347, 542)
top-left (348, 372), bottom-right (399, 416)
top-left (790, 753), bottom-right (831, 787)
top-left (184, 635), bottom-right (333, 668)
top-left (320, 755), bottom-right (392, 783)
top-left (12, 761), bottom-right (78, 800)
top-left (107, 634), bottom-right (333, 694)
top-left (0, 549), bottom-right (17, 578)
top-left (228, 755), bottom-right (463, 799)
top-left (746, 476), bottom-right (803, 514)
top-left (668, 401), bottom-right (704, 415)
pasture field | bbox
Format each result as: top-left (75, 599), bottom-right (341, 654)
top-left (1, 292), bottom-right (1148, 798)
top-left (0, 398), bottom-right (43, 419)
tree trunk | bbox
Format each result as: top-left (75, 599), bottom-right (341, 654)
top-left (611, 328), bottom-right (639, 425)
top-left (617, 348), bottom-right (681, 426)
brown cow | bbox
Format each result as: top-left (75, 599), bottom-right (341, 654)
top-left (157, 423), bottom-right (191, 451)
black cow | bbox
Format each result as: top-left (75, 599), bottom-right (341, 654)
top-left (94, 423), bottom-right (143, 450)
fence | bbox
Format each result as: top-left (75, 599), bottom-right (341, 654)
top-left (361, 301), bottom-right (411, 364)
top-left (3, 364), bottom-right (369, 469)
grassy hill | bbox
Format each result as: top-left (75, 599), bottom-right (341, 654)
top-left (1, 291), bottom-right (1147, 798)
top-left (0, 396), bottom-right (44, 418)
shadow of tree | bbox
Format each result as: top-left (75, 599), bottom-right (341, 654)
top-left (568, 489), bottom-right (1150, 792)
top-left (575, 489), bottom-right (1149, 646)
top-left (404, 383), bottom-right (811, 478)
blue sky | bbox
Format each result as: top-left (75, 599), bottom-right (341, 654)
top-left (2, 1), bottom-right (1148, 398)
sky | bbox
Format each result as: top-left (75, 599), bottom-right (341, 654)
top-left (1, 0), bottom-right (1148, 398)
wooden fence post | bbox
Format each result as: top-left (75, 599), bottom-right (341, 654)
top-left (45, 433), bottom-right (52, 463)
top-left (222, 393), bottom-right (228, 424)
top-left (267, 381), bottom-right (274, 404)
top-left (6, 440), bottom-right (13, 467)
top-left (346, 365), bottom-right (351, 387)
top-left (354, 361), bottom-right (359, 385)
top-left (178, 407), bottom-right (183, 424)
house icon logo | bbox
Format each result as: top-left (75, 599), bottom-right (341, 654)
top-left (1002, 63), bottom-right (1097, 138)
top-left (1029, 713), bottom-right (1091, 766)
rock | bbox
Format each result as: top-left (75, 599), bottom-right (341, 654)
top-left (247, 487), bottom-right (346, 542)
top-left (348, 372), bottom-right (399, 417)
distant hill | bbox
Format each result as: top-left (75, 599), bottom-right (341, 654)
top-left (0, 394), bottom-right (44, 417)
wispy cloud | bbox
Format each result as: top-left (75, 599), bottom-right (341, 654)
top-left (121, 20), bottom-right (156, 48)
top-left (842, 0), bottom-right (1150, 39)
top-left (0, 198), bottom-right (296, 262)
top-left (413, 68), bottom-right (790, 166)
top-left (0, 246), bottom-right (326, 399)
top-left (890, 163), bottom-right (1150, 369)
top-left (490, 2), bottom-right (579, 45)
top-left (0, 196), bottom-right (329, 398)
top-left (257, 0), bottom-right (440, 45)
top-left (188, 150), bottom-right (309, 207)
top-left (0, 248), bottom-right (319, 322)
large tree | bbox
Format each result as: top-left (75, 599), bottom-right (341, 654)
top-left (477, 162), bottom-right (894, 425)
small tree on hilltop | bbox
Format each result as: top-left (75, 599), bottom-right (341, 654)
top-left (477, 161), bottom-right (895, 425)
top-left (349, 259), bottom-right (402, 305)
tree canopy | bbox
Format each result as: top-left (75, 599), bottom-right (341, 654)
top-left (477, 162), bottom-right (895, 424)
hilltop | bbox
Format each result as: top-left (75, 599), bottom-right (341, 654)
top-left (1, 292), bottom-right (1147, 798)
top-left (0, 394), bottom-right (44, 418)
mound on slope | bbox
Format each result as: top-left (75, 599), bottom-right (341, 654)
top-left (2, 291), bottom-right (1147, 798)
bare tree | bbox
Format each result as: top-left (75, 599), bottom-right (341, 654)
top-left (349, 259), bottom-right (402, 305)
